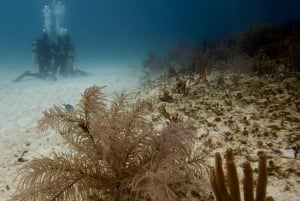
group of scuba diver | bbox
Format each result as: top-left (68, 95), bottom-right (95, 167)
top-left (13, 32), bottom-right (87, 82)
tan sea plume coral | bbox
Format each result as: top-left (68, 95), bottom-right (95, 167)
top-left (10, 86), bottom-right (207, 201)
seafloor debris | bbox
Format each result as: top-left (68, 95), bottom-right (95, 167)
top-left (133, 64), bottom-right (300, 200)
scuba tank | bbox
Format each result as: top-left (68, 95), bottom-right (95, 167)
top-left (64, 48), bottom-right (75, 76)
top-left (31, 39), bottom-right (39, 64)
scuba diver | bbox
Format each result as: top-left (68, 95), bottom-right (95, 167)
top-left (12, 32), bottom-right (87, 82)
top-left (12, 32), bottom-right (57, 82)
top-left (35, 32), bottom-right (53, 76)
top-left (53, 33), bottom-right (87, 77)
top-left (12, 2), bottom-right (88, 82)
top-left (53, 33), bottom-right (74, 77)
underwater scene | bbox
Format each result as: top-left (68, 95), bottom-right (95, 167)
top-left (0, 0), bottom-right (300, 200)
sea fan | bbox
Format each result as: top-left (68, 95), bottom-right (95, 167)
top-left (10, 86), bottom-right (207, 201)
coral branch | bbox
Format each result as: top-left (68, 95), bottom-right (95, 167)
top-left (210, 149), bottom-right (269, 201)
top-left (214, 152), bottom-right (231, 201)
top-left (255, 152), bottom-right (268, 201)
top-left (242, 161), bottom-right (254, 201)
top-left (225, 148), bottom-right (241, 201)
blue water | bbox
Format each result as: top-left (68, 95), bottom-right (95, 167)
top-left (0, 0), bottom-right (299, 69)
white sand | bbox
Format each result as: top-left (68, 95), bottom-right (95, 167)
top-left (2, 66), bottom-right (299, 201)
top-left (0, 65), bottom-right (142, 200)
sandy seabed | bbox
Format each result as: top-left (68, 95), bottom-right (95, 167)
top-left (0, 65), bottom-right (141, 200)
top-left (1, 65), bottom-right (300, 201)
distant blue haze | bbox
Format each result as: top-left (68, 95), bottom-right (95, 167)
top-left (0, 0), bottom-right (299, 68)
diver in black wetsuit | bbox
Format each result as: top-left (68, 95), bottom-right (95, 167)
top-left (13, 32), bottom-right (87, 82)
top-left (35, 32), bottom-right (53, 76)
top-left (53, 33), bottom-right (74, 77)
top-left (12, 32), bottom-right (57, 82)
top-left (53, 33), bottom-right (87, 77)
